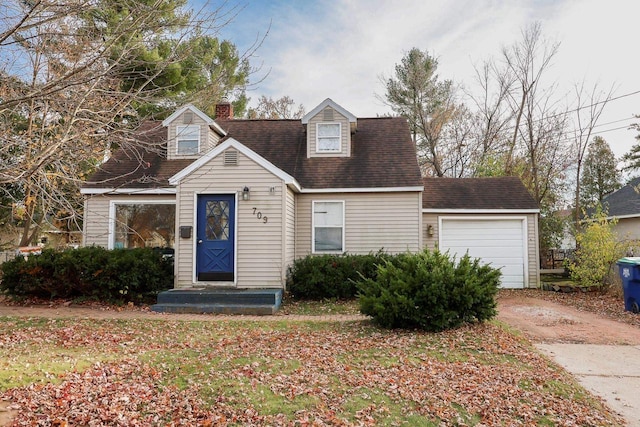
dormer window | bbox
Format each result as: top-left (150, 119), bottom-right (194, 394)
top-left (302, 98), bottom-right (356, 158)
top-left (176, 125), bottom-right (200, 155)
top-left (316, 123), bottom-right (341, 153)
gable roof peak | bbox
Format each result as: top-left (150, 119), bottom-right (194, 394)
top-left (168, 137), bottom-right (300, 189)
top-left (162, 104), bottom-right (211, 126)
top-left (301, 98), bottom-right (357, 124)
top-left (161, 104), bottom-right (227, 136)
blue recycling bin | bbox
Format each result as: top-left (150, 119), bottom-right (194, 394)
top-left (616, 257), bottom-right (640, 313)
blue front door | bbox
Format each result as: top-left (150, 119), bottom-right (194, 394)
top-left (196, 194), bottom-right (235, 281)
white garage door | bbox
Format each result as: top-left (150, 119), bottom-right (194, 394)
top-left (440, 218), bottom-right (526, 289)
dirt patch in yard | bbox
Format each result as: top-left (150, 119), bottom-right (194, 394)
top-left (497, 293), bottom-right (640, 344)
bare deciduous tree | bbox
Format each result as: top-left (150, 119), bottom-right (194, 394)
top-left (501, 22), bottom-right (560, 175)
top-left (467, 60), bottom-right (514, 175)
top-left (570, 82), bottom-right (614, 225)
top-left (0, 0), bottom-right (257, 246)
top-left (246, 95), bottom-right (306, 119)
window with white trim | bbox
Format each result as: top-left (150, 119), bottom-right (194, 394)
top-left (313, 201), bottom-right (344, 252)
top-left (112, 203), bottom-right (175, 249)
top-left (316, 123), bottom-right (341, 152)
top-left (176, 125), bottom-right (200, 155)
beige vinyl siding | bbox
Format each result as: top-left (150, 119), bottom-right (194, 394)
top-left (422, 213), bottom-right (439, 250)
top-left (166, 111), bottom-right (210, 160)
top-left (296, 192), bottom-right (421, 257)
top-left (83, 194), bottom-right (176, 248)
top-left (284, 187), bottom-right (296, 268)
top-left (306, 107), bottom-right (351, 158)
top-left (175, 150), bottom-right (285, 289)
top-left (83, 195), bottom-right (111, 247)
top-left (421, 212), bottom-right (540, 288)
top-left (613, 218), bottom-right (640, 241)
top-left (206, 127), bottom-right (221, 152)
top-left (528, 213), bottom-right (540, 288)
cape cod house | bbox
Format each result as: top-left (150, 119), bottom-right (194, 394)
top-left (81, 99), bottom-right (540, 312)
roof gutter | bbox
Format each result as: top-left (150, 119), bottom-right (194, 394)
top-left (80, 188), bottom-right (176, 195)
top-left (422, 208), bottom-right (540, 214)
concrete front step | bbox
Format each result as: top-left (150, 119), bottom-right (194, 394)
top-left (151, 288), bottom-right (283, 315)
top-left (151, 303), bottom-right (278, 315)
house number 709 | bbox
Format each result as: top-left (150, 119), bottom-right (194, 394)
top-left (252, 207), bottom-right (268, 223)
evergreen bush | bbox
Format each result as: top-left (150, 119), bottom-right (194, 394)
top-left (0, 246), bottom-right (173, 304)
top-left (357, 250), bottom-right (501, 331)
top-left (287, 251), bottom-right (389, 299)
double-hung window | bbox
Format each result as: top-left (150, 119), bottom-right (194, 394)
top-left (316, 123), bottom-right (341, 152)
top-left (176, 125), bottom-right (200, 155)
top-left (313, 201), bottom-right (344, 253)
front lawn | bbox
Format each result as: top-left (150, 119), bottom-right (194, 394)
top-left (0, 317), bottom-right (622, 425)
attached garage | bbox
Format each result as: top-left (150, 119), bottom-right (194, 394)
top-left (422, 177), bottom-right (540, 289)
top-left (439, 217), bottom-right (528, 289)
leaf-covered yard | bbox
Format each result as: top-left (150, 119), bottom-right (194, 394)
top-left (0, 317), bottom-right (622, 426)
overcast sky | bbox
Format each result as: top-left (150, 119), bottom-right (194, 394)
top-left (215, 0), bottom-right (639, 159)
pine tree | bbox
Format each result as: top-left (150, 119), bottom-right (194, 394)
top-left (580, 136), bottom-right (621, 207)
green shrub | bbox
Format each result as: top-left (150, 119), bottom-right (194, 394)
top-left (0, 247), bottom-right (173, 304)
top-left (357, 250), bottom-right (501, 331)
top-left (287, 251), bottom-right (390, 299)
top-left (569, 208), bottom-right (627, 288)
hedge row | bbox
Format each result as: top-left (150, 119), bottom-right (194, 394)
top-left (287, 250), bottom-right (501, 331)
top-left (0, 246), bottom-right (173, 304)
top-left (286, 251), bottom-right (391, 299)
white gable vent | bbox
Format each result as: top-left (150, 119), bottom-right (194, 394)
top-left (183, 111), bottom-right (193, 123)
top-left (224, 149), bottom-right (238, 166)
top-left (323, 107), bottom-right (334, 121)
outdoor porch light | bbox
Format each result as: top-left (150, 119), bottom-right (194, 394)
top-left (427, 224), bottom-right (434, 237)
top-left (242, 186), bottom-right (250, 201)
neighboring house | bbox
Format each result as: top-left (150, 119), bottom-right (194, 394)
top-left (600, 177), bottom-right (640, 242)
top-left (422, 177), bottom-right (540, 288)
top-left (81, 99), bottom-right (540, 303)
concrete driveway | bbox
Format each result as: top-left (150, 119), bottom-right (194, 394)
top-left (498, 296), bottom-right (640, 427)
top-left (536, 344), bottom-right (640, 427)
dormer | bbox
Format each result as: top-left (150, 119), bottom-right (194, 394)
top-left (162, 104), bottom-right (227, 160)
top-left (302, 98), bottom-right (357, 158)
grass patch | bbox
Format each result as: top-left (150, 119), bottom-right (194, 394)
top-left (342, 388), bottom-right (437, 426)
top-left (279, 297), bottom-right (360, 315)
top-left (451, 402), bottom-right (481, 426)
top-left (338, 349), bottom-right (403, 368)
top-left (544, 379), bottom-right (590, 400)
top-left (0, 354), bottom-right (96, 390)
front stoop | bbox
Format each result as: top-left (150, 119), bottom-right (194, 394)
top-left (151, 288), bottom-right (283, 315)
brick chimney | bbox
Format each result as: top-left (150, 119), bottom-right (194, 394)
top-left (215, 101), bottom-right (233, 119)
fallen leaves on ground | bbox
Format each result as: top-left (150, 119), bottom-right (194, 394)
top-left (0, 318), bottom-right (623, 426)
top-left (499, 288), bottom-right (640, 328)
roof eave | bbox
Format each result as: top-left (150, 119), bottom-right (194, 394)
top-left (80, 187), bottom-right (176, 195)
top-left (422, 208), bottom-right (540, 214)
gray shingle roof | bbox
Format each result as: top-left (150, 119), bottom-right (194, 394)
top-left (84, 117), bottom-right (423, 190)
top-left (601, 177), bottom-right (640, 217)
top-left (422, 177), bottom-right (538, 210)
